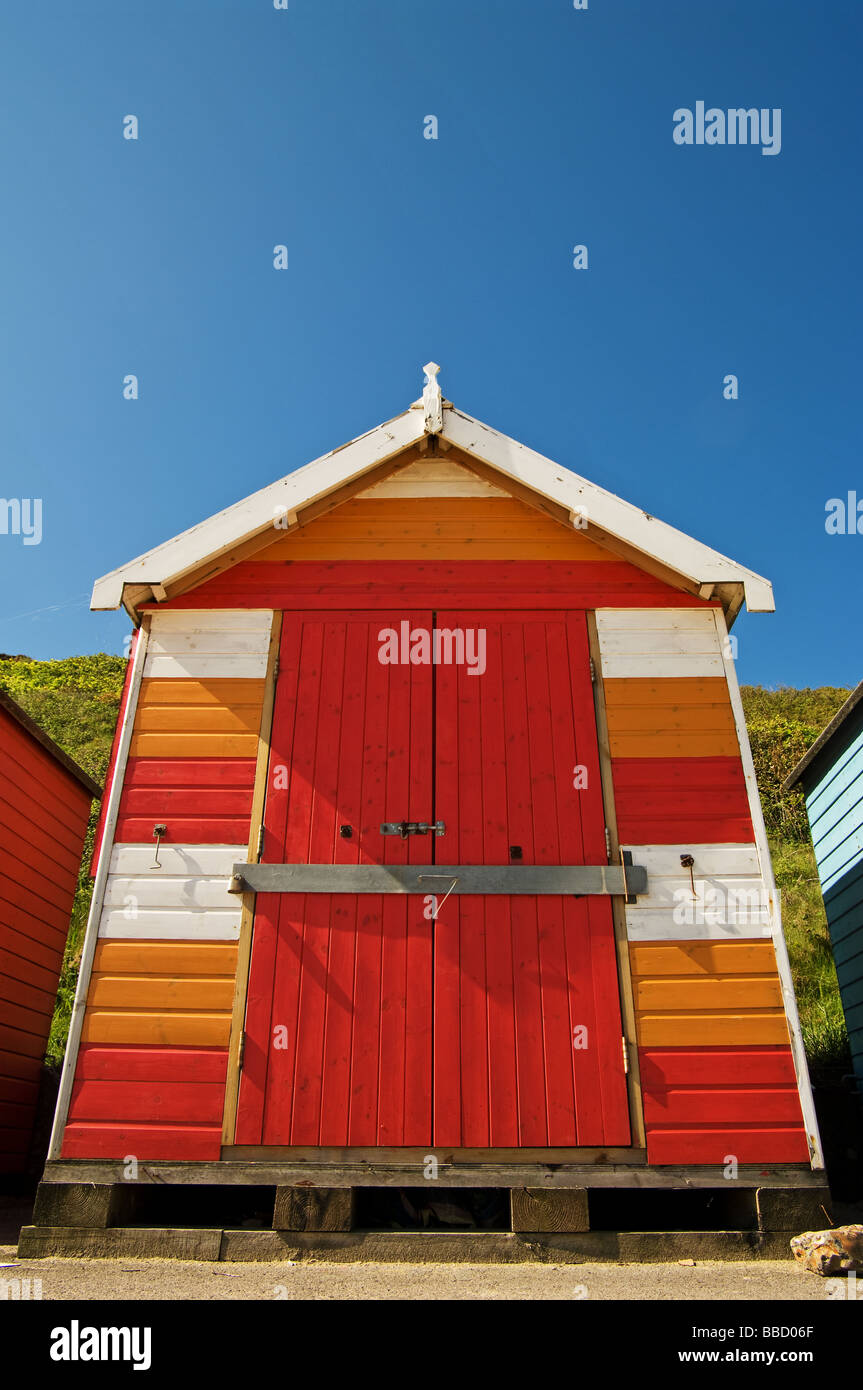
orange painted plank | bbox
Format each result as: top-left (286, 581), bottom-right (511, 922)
top-left (81, 1011), bottom-right (231, 1046)
top-left (87, 975), bottom-right (235, 1011)
top-left (137, 678), bottom-right (265, 708)
top-left (92, 941), bottom-right (238, 976)
top-left (629, 941), bottom-right (778, 977)
top-left (637, 1012), bottom-right (791, 1047)
top-left (609, 729), bottom-right (739, 758)
top-left (634, 977), bottom-right (784, 1011)
top-left (604, 677), bottom-right (733, 709)
top-left (134, 705), bottom-right (262, 734)
top-left (256, 498), bottom-right (611, 562)
top-left (129, 732), bottom-right (259, 758)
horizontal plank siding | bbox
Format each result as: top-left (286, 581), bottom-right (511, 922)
top-left (60, 1122), bottom-right (221, 1160)
top-left (96, 844), bottom-right (245, 941)
top-left (150, 561), bottom-right (718, 611)
top-left (0, 703), bottom-right (95, 1171)
top-left (605, 679), bottom-right (738, 758)
top-left (612, 757), bottom-right (753, 844)
top-left (596, 609), bottom-right (725, 679)
top-left (623, 844), bottom-right (771, 941)
top-left (142, 610), bottom-right (272, 680)
top-left (630, 940), bottom-right (793, 1053)
top-left (639, 1046), bottom-right (809, 1164)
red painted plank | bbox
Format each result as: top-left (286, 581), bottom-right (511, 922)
top-left (0, 944), bottom-right (61, 994)
top-left (612, 757), bottom-right (753, 845)
top-left (116, 756), bottom-right (257, 845)
top-left (75, 1044), bottom-right (228, 1084)
top-left (643, 1086), bottom-right (805, 1126)
top-left (149, 560), bottom-right (719, 611)
top-left (60, 1122), bottom-right (222, 1161)
top-left (0, 1050), bottom-right (42, 1084)
top-left (68, 1078), bottom-right (225, 1124)
top-left (432, 622), bottom-right (464, 1147)
top-left (639, 1046), bottom-right (799, 1089)
top-left (646, 1127), bottom-right (810, 1165)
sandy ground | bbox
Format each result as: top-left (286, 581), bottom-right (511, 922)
top-left (0, 1240), bottom-right (838, 1300)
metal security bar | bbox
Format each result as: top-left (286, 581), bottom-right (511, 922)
top-left (229, 861), bottom-right (647, 900)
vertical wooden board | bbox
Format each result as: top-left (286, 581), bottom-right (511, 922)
top-left (454, 644), bottom-right (490, 1149)
top-left (290, 621), bottom-right (346, 1144)
top-left (476, 621), bottom-right (518, 1147)
top-left (377, 646), bottom-right (412, 1145)
top-left (524, 620), bottom-right (575, 1146)
top-left (404, 641), bottom-right (434, 1144)
top-left (432, 638), bottom-right (463, 1145)
top-left (348, 627), bottom-right (390, 1144)
top-left (501, 620), bottom-right (546, 1146)
top-left (318, 622), bottom-right (368, 1146)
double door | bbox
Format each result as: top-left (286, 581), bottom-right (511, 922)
top-left (235, 610), bottom-right (630, 1148)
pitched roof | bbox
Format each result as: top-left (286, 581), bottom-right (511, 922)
top-left (782, 680), bottom-right (863, 793)
top-left (92, 369), bottom-right (774, 622)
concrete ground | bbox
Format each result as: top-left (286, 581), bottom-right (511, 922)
top-left (0, 1241), bottom-right (835, 1301)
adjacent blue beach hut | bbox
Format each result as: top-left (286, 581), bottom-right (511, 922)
top-left (785, 682), bottom-right (863, 1098)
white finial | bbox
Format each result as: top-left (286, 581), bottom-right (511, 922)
top-left (422, 361), bottom-right (443, 434)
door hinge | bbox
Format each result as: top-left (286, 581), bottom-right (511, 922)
top-left (589, 656), bottom-right (596, 683)
top-left (273, 655), bottom-right (280, 680)
top-left (256, 825), bottom-right (265, 861)
top-left (238, 1032), bottom-right (246, 1071)
top-left (604, 826), bottom-right (612, 862)
top-left (621, 1036), bottom-right (630, 1074)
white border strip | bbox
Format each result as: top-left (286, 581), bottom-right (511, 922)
top-left (47, 620), bottom-right (151, 1159)
top-left (713, 607), bottom-right (825, 1169)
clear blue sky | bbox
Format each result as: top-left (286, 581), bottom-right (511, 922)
top-left (0, 0), bottom-right (859, 685)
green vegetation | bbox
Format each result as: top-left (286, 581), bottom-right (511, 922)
top-left (0, 656), bottom-right (854, 1080)
top-left (0, 654), bottom-right (126, 1065)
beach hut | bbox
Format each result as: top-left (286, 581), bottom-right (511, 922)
top-left (25, 366), bottom-right (829, 1256)
top-left (784, 682), bottom-right (863, 1100)
top-left (0, 687), bottom-right (99, 1174)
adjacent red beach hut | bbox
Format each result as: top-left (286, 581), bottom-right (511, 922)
top-left (0, 687), bottom-right (100, 1174)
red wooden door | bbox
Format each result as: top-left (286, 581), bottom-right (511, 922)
top-left (433, 611), bottom-right (630, 1146)
top-left (236, 610), bottom-right (630, 1148)
top-left (236, 613), bottom-right (435, 1146)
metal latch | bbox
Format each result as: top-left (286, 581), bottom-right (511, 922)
top-left (380, 821), bottom-right (446, 838)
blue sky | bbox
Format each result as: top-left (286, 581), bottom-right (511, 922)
top-left (0, 0), bottom-right (859, 685)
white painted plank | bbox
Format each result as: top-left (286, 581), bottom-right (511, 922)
top-left (143, 653), bottom-right (268, 679)
top-left (626, 875), bottom-right (770, 917)
top-left (598, 630), bottom-right (721, 656)
top-left (625, 916), bottom-right (773, 942)
top-left (624, 844), bottom-right (761, 877)
top-left (103, 877), bottom-right (239, 909)
top-left (599, 653), bottom-right (724, 679)
top-left (596, 609), bottom-right (718, 633)
top-left (149, 610), bottom-right (273, 633)
top-left (357, 459), bottom-right (509, 498)
top-left (109, 845), bottom-right (245, 876)
top-left (147, 631), bottom-right (270, 656)
top-left (98, 910), bottom-right (241, 941)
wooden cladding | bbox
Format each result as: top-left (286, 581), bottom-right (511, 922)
top-left (255, 497), bottom-right (613, 562)
top-left (129, 678), bottom-right (265, 759)
top-left (81, 938), bottom-right (238, 1047)
top-left (604, 678), bottom-right (737, 758)
top-left (629, 940), bottom-right (791, 1048)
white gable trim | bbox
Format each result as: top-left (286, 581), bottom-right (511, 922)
top-left (91, 398), bottom-right (773, 616)
top-left (441, 409), bottom-right (773, 612)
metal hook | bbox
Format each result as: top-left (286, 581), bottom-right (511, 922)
top-left (417, 873), bottom-right (459, 920)
top-left (151, 823), bottom-right (167, 869)
top-left (680, 853), bottom-right (696, 899)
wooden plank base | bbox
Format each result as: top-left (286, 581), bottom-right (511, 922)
top-left (18, 1226), bottom-right (799, 1263)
